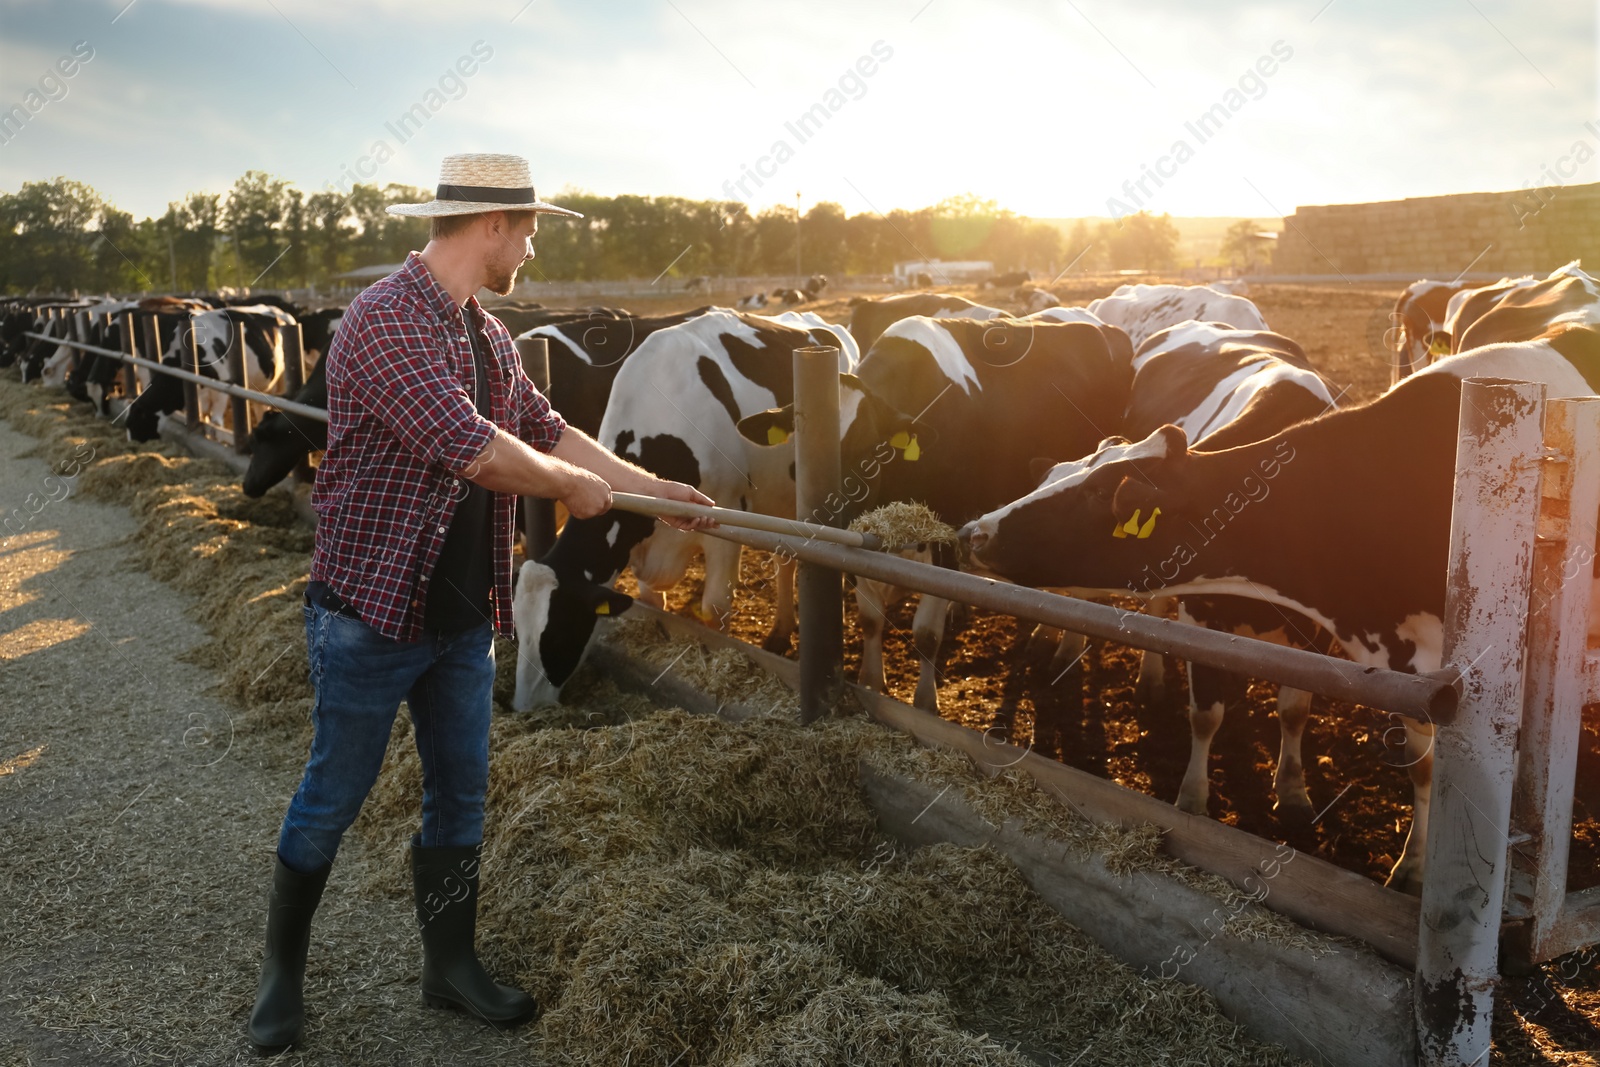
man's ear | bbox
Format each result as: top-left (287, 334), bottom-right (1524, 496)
top-left (1111, 425), bottom-right (1191, 528)
top-left (737, 405), bottom-right (796, 445)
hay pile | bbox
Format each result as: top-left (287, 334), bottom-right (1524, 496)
top-left (353, 673), bottom-right (1306, 1066)
top-left (849, 501), bottom-right (957, 550)
top-left (2, 380), bottom-right (1309, 1065)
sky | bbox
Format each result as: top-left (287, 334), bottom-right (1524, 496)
top-left (0, 0), bottom-right (1595, 222)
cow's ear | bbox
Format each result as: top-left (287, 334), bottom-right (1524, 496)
top-left (588, 585), bottom-right (633, 617)
top-left (1028, 456), bottom-right (1058, 485)
top-left (737, 405), bottom-right (796, 446)
top-left (1111, 425), bottom-right (1192, 530)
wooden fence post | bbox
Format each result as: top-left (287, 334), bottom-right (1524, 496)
top-left (281, 322), bottom-right (306, 397)
top-left (514, 335), bottom-right (558, 559)
top-left (794, 343), bottom-right (843, 723)
top-left (226, 323), bottom-right (250, 453)
top-left (119, 310), bottom-right (140, 401)
top-left (1504, 396), bottom-right (1600, 967)
top-left (1416, 377), bottom-right (1547, 1066)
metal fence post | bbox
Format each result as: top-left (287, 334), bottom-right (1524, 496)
top-left (514, 335), bottom-right (558, 558)
top-left (794, 343), bottom-right (843, 723)
top-left (1416, 376), bottom-right (1547, 1067)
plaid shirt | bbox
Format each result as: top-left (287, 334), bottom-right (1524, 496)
top-left (310, 252), bottom-right (565, 641)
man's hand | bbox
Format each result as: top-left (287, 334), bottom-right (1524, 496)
top-left (653, 479), bottom-right (718, 531)
top-left (562, 466), bottom-right (613, 520)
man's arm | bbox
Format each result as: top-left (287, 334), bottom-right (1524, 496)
top-left (463, 427), bottom-right (715, 529)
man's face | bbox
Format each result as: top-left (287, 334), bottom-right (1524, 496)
top-left (484, 213), bottom-right (537, 296)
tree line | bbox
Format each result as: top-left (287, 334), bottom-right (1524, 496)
top-left (0, 174), bottom-right (1195, 294)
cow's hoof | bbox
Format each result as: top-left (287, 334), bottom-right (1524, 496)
top-left (1272, 796), bottom-right (1315, 828)
top-left (761, 630), bottom-right (794, 654)
top-left (1174, 794), bottom-right (1208, 817)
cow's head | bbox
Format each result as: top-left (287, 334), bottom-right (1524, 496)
top-left (736, 373), bottom-right (932, 523)
top-left (243, 412), bottom-right (326, 497)
top-left (511, 558), bottom-right (634, 710)
top-left (962, 425), bottom-right (1193, 590)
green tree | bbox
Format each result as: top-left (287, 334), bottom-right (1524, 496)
top-left (1221, 219), bottom-right (1268, 270)
top-left (0, 177), bottom-right (107, 291)
top-left (221, 170), bottom-right (292, 288)
top-left (1095, 211), bottom-right (1180, 271)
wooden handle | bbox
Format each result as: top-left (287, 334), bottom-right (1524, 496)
top-left (609, 492), bottom-right (883, 550)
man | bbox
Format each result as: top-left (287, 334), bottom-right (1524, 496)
top-left (247, 153), bottom-right (713, 1053)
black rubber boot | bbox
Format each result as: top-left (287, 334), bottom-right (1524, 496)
top-left (411, 839), bottom-right (537, 1029)
top-left (246, 856), bottom-right (331, 1054)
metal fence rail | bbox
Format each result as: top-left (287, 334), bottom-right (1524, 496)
top-left (20, 331), bottom-right (330, 423)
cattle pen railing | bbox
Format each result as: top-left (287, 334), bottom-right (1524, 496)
top-left (663, 347), bottom-right (1600, 1067)
top-left (18, 315), bottom-right (1600, 1066)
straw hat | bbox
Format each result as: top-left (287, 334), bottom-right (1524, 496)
top-left (386, 153), bottom-right (583, 218)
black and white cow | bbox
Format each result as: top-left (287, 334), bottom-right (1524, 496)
top-left (804, 274), bottom-right (830, 298)
top-left (1087, 283), bottom-right (1269, 348)
top-left (123, 304), bottom-right (297, 442)
top-left (1455, 262), bottom-right (1598, 353)
top-left (238, 306), bottom-right (344, 497)
top-left (735, 291), bottom-right (769, 310)
top-left (963, 321), bottom-right (1337, 821)
top-left (847, 292), bottom-right (1008, 350)
top-left (737, 314), bottom-right (1136, 710)
top-left (1016, 286), bottom-right (1060, 313)
top-left (510, 309), bottom-right (860, 710)
top-left (961, 326), bottom-right (1600, 891)
top-left (1387, 278), bottom-right (1491, 384)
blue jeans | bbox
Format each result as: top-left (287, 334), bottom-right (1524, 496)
top-left (275, 596), bottom-right (496, 875)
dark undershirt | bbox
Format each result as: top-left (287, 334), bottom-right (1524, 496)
top-left (421, 305), bottom-right (494, 633)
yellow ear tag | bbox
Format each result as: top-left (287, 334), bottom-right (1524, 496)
top-left (594, 602), bottom-right (610, 615)
top-left (902, 434), bottom-right (920, 461)
top-left (889, 431), bottom-right (911, 450)
top-left (1136, 507), bottom-right (1161, 539)
top-left (1113, 508), bottom-right (1141, 539)
top-left (1429, 336), bottom-right (1451, 356)
top-left (767, 425), bottom-right (789, 445)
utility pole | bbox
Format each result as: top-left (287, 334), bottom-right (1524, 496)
top-left (795, 191), bottom-right (802, 282)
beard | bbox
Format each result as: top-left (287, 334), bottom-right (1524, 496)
top-left (485, 262), bottom-right (518, 296)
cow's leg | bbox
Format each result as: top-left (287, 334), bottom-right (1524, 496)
top-left (1176, 661), bottom-right (1230, 816)
top-left (1134, 596), bottom-right (1175, 703)
top-left (910, 594), bottom-right (949, 712)
top-left (854, 578), bottom-right (897, 694)
top-left (1054, 626), bottom-right (1092, 675)
top-left (1386, 721), bottom-right (1434, 894)
top-left (694, 535), bottom-right (741, 630)
top-left (762, 554), bottom-right (796, 653)
top-left (1021, 623), bottom-right (1061, 660)
top-left (1272, 686), bottom-right (1315, 821)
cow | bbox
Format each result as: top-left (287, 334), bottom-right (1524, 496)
top-left (1087, 283), bottom-right (1269, 348)
top-left (1024, 305), bottom-right (1106, 326)
top-left (1016, 286), bottom-right (1061, 313)
top-left (735, 291), bottom-right (769, 310)
top-left (962, 321), bottom-right (1338, 820)
top-left (123, 304), bottom-right (297, 442)
top-left (1455, 262), bottom-right (1598, 352)
top-left (737, 315), bottom-right (1136, 710)
top-left (1387, 278), bottom-right (1489, 385)
top-left (510, 309), bottom-right (860, 710)
top-left (960, 324), bottom-right (1600, 891)
top-left (804, 274), bottom-right (830, 298)
top-left (983, 270), bottom-right (1031, 290)
top-left (772, 288), bottom-right (808, 306)
top-left (18, 302), bottom-right (92, 382)
top-left (847, 292), bottom-right (1008, 350)
top-left (238, 307), bottom-right (345, 498)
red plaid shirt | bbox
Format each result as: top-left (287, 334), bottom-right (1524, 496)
top-left (310, 252), bottom-right (565, 641)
